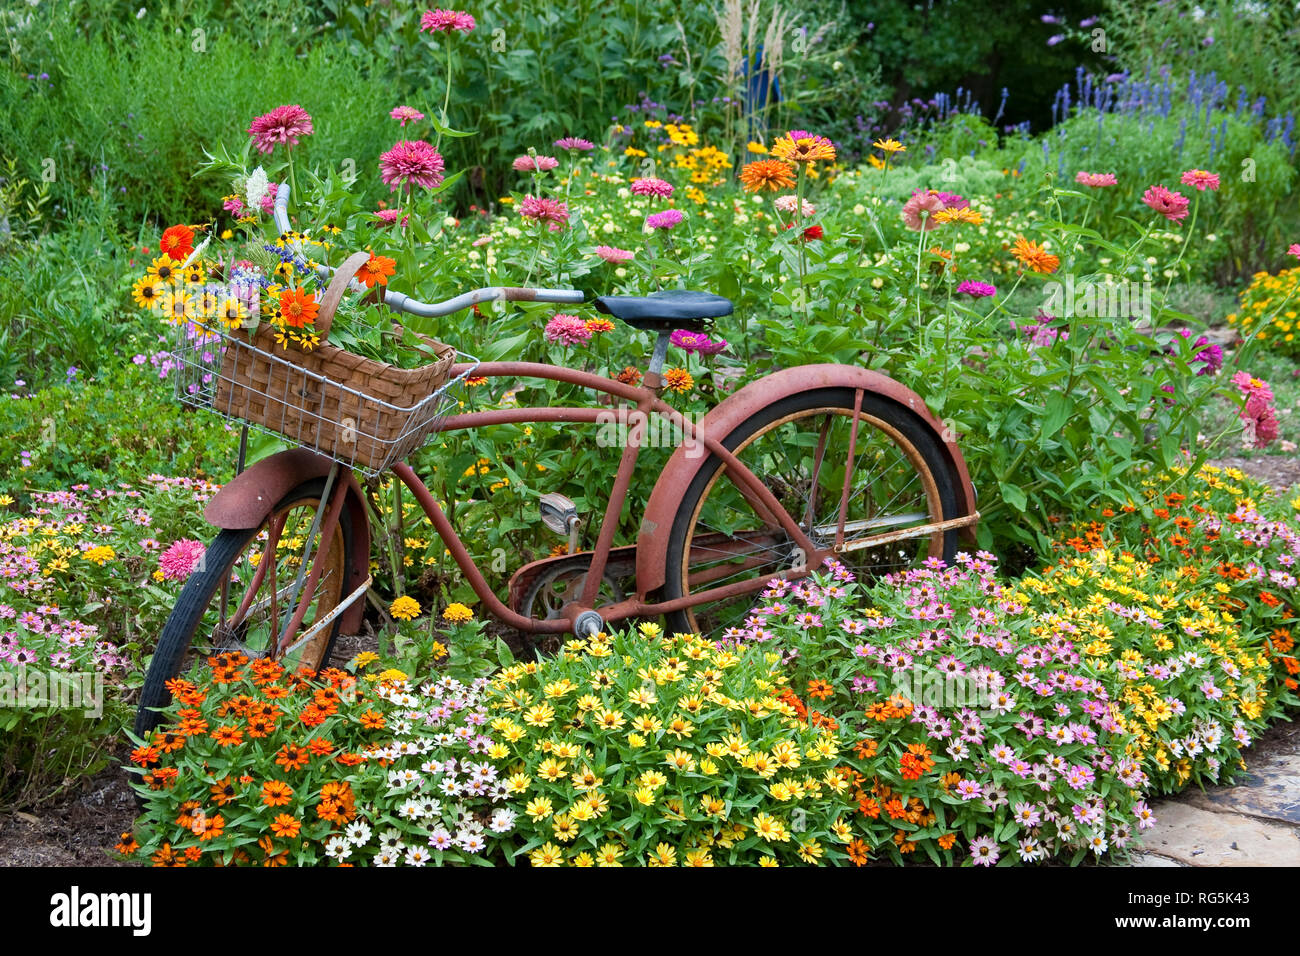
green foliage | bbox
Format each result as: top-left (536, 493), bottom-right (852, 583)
top-left (2, 13), bottom-right (397, 227)
top-left (1104, 0), bottom-right (1300, 119)
top-left (0, 476), bottom-right (216, 807)
top-left (0, 362), bottom-right (238, 489)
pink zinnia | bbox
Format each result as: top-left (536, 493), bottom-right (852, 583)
top-left (159, 539), bottom-right (205, 582)
top-left (645, 209), bottom-right (684, 231)
top-left (390, 105), bottom-right (425, 127)
top-left (1141, 184), bottom-right (1191, 222)
top-left (1180, 168), bottom-right (1220, 191)
top-left (1075, 171), bottom-right (1117, 187)
top-left (544, 314), bottom-right (592, 347)
top-left (956, 280), bottom-right (997, 297)
top-left (1285, 243), bottom-right (1299, 260)
top-left (901, 190), bottom-right (945, 231)
top-left (374, 209), bottom-right (410, 228)
top-left (223, 196), bottom-right (245, 215)
top-left (420, 9), bottom-right (476, 32)
top-left (519, 196), bottom-right (570, 227)
top-left (513, 154), bottom-right (560, 173)
top-left (594, 245), bottom-right (634, 263)
top-left (259, 184), bottom-right (279, 216)
top-left (247, 104), bottom-right (314, 155)
top-left (631, 177), bottom-right (674, 198)
top-left (379, 140), bottom-right (446, 192)
top-left (554, 137), bottom-right (595, 152)
top-left (670, 329), bottom-right (728, 355)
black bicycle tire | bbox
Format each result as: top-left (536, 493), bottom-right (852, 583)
top-left (661, 386), bottom-right (961, 635)
top-left (132, 478), bottom-right (354, 739)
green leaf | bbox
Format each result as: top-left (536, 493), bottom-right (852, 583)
top-left (429, 113), bottom-right (477, 139)
top-left (998, 481), bottom-right (1027, 513)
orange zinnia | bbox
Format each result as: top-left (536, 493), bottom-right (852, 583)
top-left (275, 744), bottom-right (310, 771)
top-left (270, 814), bottom-right (301, 838)
top-left (738, 159), bottom-right (797, 193)
top-left (359, 709), bottom-right (386, 730)
top-left (357, 252), bottom-right (397, 288)
top-left (278, 286), bottom-right (320, 329)
top-left (262, 779), bottom-right (294, 806)
top-left (197, 813), bottom-right (225, 841)
top-left (211, 725), bottom-right (244, 747)
top-left (807, 678), bottom-right (833, 700)
top-left (1011, 236), bottom-right (1060, 274)
top-left (846, 838), bottom-right (870, 866)
top-left (209, 777), bottom-right (239, 806)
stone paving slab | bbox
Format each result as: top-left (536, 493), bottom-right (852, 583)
top-left (1137, 802), bottom-right (1300, 866)
top-left (1184, 753), bottom-right (1300, 826)
top-left (1125, 851), bottom-right (1185, 867)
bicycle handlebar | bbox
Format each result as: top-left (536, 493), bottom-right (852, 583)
top-left (271, 184), bottom-right (584, 317)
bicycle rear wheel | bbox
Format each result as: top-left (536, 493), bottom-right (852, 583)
top-left (134, 477), bottom-right (355, 738)
top-left (662, 387), bottom-right (961, 638)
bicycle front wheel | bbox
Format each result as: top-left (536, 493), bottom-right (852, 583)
top-left (662, 387), bottom-right (961, 638)
top-left (134, 477), bottom-right (355, 738)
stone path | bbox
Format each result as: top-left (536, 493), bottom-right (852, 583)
top-left (1128, 721), bottom-right (1300, 866)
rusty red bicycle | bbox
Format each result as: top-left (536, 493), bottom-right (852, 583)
top-left (134, 191), bottom-right (978, 736)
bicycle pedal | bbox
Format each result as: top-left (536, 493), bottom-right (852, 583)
top-left (539, 493), bottom-right (582, 553)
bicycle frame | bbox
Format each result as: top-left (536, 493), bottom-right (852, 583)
top-left (228, 357), bottom-right (978, 652)
top-left (387, 358), bottom-right (825, 635)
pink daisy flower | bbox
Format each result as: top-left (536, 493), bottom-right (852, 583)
top-left (645, 209), bottom-right (684, 231)
top-left (594, 245), bottom-right (634, 263)
top-left (1075, 171), bottom-right (1117, 187)
top-left (379, 140), bottom-right (445, 192)
top-left (670, 329), bottom-right (728, 355)
top-left (631, 177), bottom-right (674, 198)
top-left (390, 105), bottom-right (425, 127)
top-left (544, 314), bottom-right (592, 347)
top-left (519, 196), bottom-right (570, 227)
top-left (956, 280), bottom-right (997, 297)
top-left (1141, 184), bottom-right (1191, 222)
top-left (159, 539), bottom-right (205, 582)
top-left (258, 185), bottom-right (279, 216)
top-left (247, 104), bottom-right (314, 155)
top-left (1180, 168), bottom-right (1220, 191)
top-left (554, 137), bottom-right (595, 152)
top-left (420, 9), bottom-right (476, 32)
top-left (969, 835), bottom-right (1000, 866)
top-left (900, 190), bottom-right (945, 231)
top-left (513, 155), bottom-right (560, 173)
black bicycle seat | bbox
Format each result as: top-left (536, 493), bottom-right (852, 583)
top-left (593, 290), bottom-right (733, 333)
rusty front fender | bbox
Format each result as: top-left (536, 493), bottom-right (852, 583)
top-left (204, 449), bottom-right (372, 634)
top-left (635, 364), bottom-right (978, 599)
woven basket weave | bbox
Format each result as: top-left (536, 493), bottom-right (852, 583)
top-left (211, 250), bottom-right (457, 472)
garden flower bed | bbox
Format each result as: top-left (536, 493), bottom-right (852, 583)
top-left (117, 468), bottom-right (1300, 866)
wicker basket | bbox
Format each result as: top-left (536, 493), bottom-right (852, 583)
top-left (175, 250), bottom-right (464, 475)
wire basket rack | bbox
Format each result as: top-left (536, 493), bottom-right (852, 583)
top-left (168, 319), bottom-right (476, 478)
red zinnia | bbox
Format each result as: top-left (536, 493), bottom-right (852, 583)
top-left (159, 224), bottom-right (195, 262)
